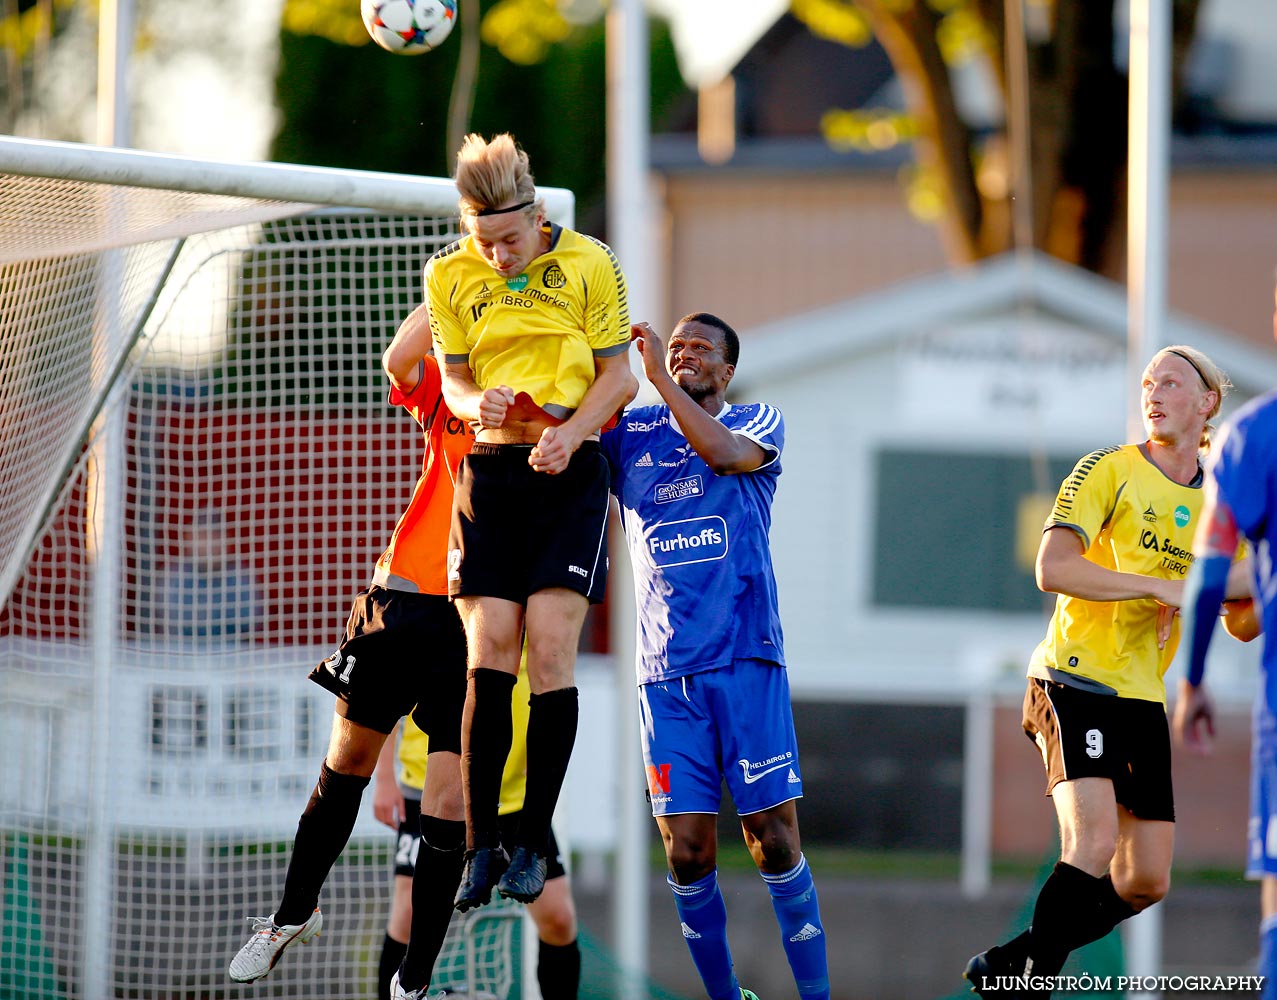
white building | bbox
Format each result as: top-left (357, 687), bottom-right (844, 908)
top-left (732, 251), bottom-right (1274, 704)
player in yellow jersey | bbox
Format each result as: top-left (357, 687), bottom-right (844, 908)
top-left (427, 133), bottom-right (636, 917)
top-left (965, 346), bottom-right (1250, 999)
top-left (373, 664), bottom-right (580, 999)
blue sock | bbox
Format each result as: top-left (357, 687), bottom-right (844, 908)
top-left (762, 855), bottom-right (830, 1000)
top-left (1260, 913), bottom-right (1277, 1000)
top-left (668, 869), bottom-right (739, 1000)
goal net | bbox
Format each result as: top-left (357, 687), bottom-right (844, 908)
top-left (0, 137), bottom-right (572, 1000)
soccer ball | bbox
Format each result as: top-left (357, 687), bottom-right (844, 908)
top-left (361, 0), bottom-right (458, 54)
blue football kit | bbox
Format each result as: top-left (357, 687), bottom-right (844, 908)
top-left (602, 401), bottom-right (786, 683)
top-left (1209, 392), bottom-right (1277, 878)
top-left (601, 401), bottom-right (801, 818)
top-left (603, 394), bottom-right (830, 1000)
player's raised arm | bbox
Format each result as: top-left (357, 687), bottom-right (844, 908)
top-left (383, 303), bottom-right (434, 393)
top-left (633, 319), bottom-right (768, 475)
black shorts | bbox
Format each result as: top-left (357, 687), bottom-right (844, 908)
top-left (309, 587), bottom-right (467, 746)
top-left (449, 441), bottom-right (610, 604)
top-left (394, 797), bottom-right (567, 881)
top-left (1022, 678), bottom-right (1175, 822)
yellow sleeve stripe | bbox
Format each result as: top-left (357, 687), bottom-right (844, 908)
top-left (1055, 445), bottom-right (1121, 516)
top-left (581, 234), bottom-right (629, 316)
top-left (430, 240), bottom-right (465, 262)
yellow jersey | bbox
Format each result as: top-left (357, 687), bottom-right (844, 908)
top-left (1027, 443), bottom-right (1203, 704)
top-left (398, 664), bottom-right (531, 815)
top-left (426, 223), bottom-right (630, 420)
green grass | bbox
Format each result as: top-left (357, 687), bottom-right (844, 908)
top-left (646, 843), bottom-right (964, 879)
top-left (643, 843), bottom-right (1256, 887)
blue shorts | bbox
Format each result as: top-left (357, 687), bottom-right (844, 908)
top-left (638, 659), bottom-right (802, 818)
top-left (1248, 727), bottom-right (1277, 879)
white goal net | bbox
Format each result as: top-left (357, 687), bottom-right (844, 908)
top-left (0, 138), bottom-right (572, 1000)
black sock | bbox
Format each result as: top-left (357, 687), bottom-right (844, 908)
top-left (379, 933), bottom-right (407, 1000)
top-left (275, 763), bottom-right (369, 925)
top-left (462, 669), bottom-right (516, 850)
top-left (1027, 862), bottom-right (1132, 977)
top-left (1092, 874), bottom-right (1138, 941)
top-left (989, 930), bottom-right (1031, 974)
top-left (518, 687), bottom-right (578, 853)
top-left (398, 815), bottom-right (467, 990)
top-left (537, 938), bottom-right (581, 1000)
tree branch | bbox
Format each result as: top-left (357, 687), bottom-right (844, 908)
top-left (855, 0), bottom-right (984, 262)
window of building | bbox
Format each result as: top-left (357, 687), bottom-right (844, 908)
top-left (872, 448), bottom-right (1077, 612)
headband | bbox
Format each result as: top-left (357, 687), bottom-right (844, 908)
top-left (475, 199), bottom-right (535, 217)
top-left (1165, 349), bottom-right (1210, 389)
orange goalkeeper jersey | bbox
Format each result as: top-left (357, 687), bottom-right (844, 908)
top-left (371, 356), bottom-right (474, 595)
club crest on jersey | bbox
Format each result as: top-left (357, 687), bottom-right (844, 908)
top-left (542, 264), bottom-right (566, 289)
top-left (654, 475), bottom-right (703, 505)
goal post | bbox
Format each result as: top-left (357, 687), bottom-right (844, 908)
top-left (0, 136), bottom-right (575, 235)
top-left (0, 137), bottom-right (572, 1000)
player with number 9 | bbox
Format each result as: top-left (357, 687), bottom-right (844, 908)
top-left (965, 345), bottom-right (1247, 998)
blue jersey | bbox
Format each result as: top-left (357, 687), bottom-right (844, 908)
top-left (601, 401), bottom-right (786, 684)
top-left (1209, 390), bottom-right (1277, 727)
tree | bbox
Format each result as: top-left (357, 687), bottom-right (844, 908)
top-left (794, 0), bottom-right (1201, 278)
top-left (2, 0), bottom-right (104, 137)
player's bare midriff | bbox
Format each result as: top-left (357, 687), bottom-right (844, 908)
top-left (475, 420), bottom-right (601, 445)
top-left (476, 418), bottom-right (556, 444)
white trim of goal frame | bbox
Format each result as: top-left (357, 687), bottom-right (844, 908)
top-left (0, 135), bottom-right (577, 226)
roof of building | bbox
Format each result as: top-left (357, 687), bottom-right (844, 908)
top-left (734, 249), bottom-right (1277, 396)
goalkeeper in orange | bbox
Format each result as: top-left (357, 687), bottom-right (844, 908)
top-left (228, 305), bottom-right (476, 1000)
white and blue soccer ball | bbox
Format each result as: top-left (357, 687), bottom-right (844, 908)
top-left (361, 0), bottom-right (458, 54)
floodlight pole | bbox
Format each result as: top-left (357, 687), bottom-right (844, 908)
top-left (1126, 0), bottom-right (1171, 441)
top-left (1125, 1), bottom-right (1171, 992)
top-left (96, 0), bottom-right (131, 147)
top-left (608, 0), bottom-right (653, 990)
